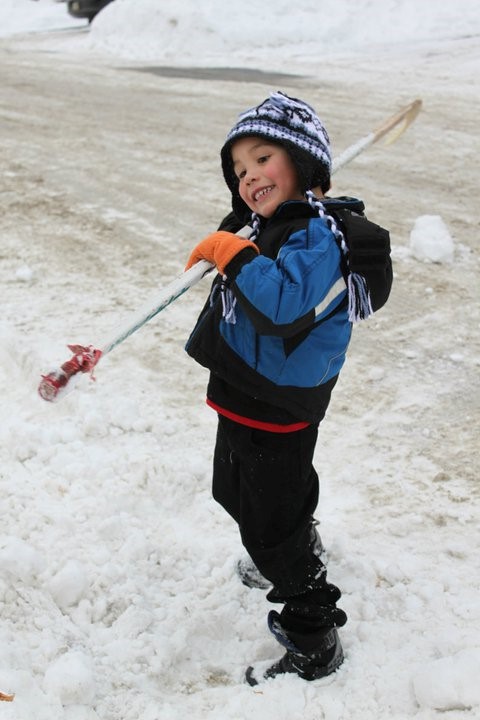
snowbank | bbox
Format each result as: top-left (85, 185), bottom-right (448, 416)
top-left (87, 0), bottom-right (480, 64)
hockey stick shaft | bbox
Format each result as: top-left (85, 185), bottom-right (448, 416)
top-left (101, 259), bottom-right (213, 356)
top-left (39, 99), bottom-right (422, 401)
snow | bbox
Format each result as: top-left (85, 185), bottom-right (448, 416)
top-left (410, 216), bottom-right (455, 264)
top-left (1, 1), bottom-right (479, 719)
top-left (0, 0), bottom-right (84, 36)
top-left (43, 650), bottom-right (96, 706)
top-left (412, 648), bottom-right (480, 712)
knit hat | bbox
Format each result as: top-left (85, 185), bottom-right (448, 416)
top-left (221, 91), bottom-right (332, 223)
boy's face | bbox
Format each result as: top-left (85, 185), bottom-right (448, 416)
top-left (231, 136), bottom-right (303, 218)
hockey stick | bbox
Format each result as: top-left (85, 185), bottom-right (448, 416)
top-left (38, 98), bottom-right (422, 402)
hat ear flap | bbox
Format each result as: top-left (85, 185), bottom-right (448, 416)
top-left (231, 184), bottom-right (253, 225)
top-left (283, 143), bottom-right (331, 195)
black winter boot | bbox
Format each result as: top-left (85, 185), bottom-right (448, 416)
top-left (246, 610), bottom-right (344, 685)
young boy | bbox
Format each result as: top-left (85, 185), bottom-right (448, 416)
top-left (185, 92), bottom-right (391, 685)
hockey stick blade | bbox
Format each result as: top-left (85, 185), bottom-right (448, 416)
top-left (377, 98), bottom-right (423, 145)
top-left (332, 98), bottom-right (422, 173)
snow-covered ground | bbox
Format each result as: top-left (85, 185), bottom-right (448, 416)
top-left (0, 1), bottom-right (479, 719)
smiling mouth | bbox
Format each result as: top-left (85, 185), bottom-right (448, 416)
top-left (253, 186), bottom-right (274, 202)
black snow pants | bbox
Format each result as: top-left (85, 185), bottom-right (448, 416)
top-left (212, 415), bottom-right (346, 629)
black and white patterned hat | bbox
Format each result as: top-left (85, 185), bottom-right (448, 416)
top-left (221, 91), bottom-right (332, 222)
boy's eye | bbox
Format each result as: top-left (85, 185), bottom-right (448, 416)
top-left (235, 152), bottom-right (271, 180)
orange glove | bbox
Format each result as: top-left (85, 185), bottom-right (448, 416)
top-left (185, 231), bottom-right (259, 274)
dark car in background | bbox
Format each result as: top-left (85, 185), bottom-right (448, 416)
top-left (67, 0), bottom-right (115, 23)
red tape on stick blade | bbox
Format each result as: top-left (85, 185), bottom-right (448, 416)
top-left (38, 345), bottom-right (102, 402)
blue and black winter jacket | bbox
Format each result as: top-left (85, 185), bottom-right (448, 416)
top-left (186, 197), bottom-right (366, 425)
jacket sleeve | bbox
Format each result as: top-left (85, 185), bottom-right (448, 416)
top-left (230, 218), bottom-right (348, 338)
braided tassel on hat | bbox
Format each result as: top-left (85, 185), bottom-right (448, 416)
top-left (305, 191), bottom-right (373, 322)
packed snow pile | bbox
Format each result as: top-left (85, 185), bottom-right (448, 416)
top-left (413, 648), bottom-right (480, 711)
top-left (409, 215), bottom-right (455, 263)
top-left (3, 0), bottom-right (480, 65)
top-left (86, 0), bottom-right (480, 63)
